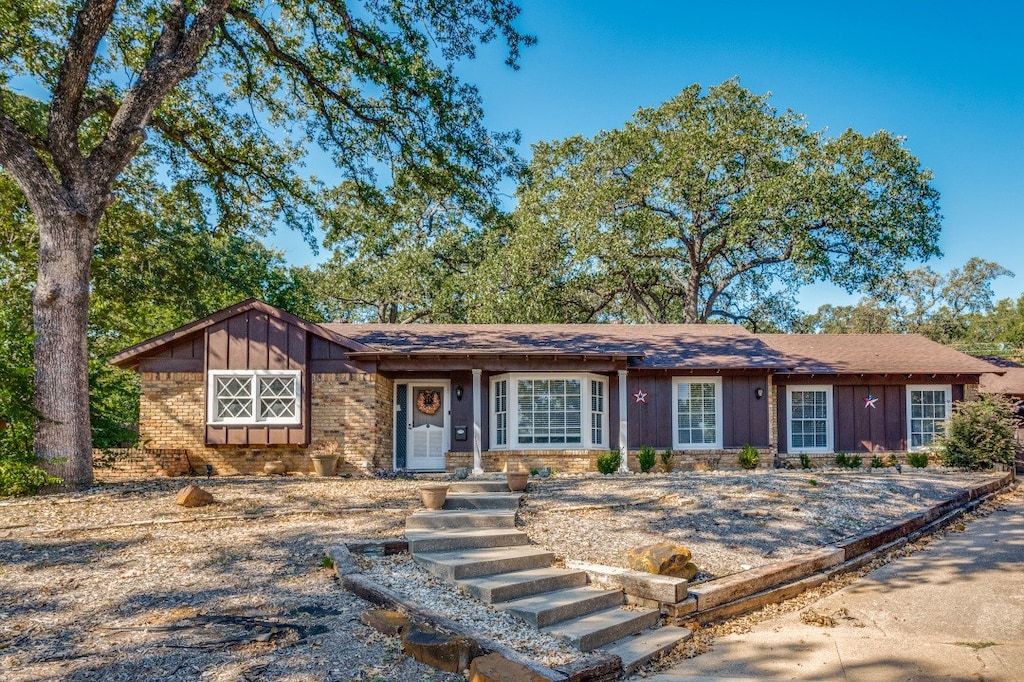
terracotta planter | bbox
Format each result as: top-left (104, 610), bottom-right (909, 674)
top-left (506, 471), bottom-right (529, 492)
top-left (419, 484), bottom-right (449, 510)
top-left (310, 454), bottom-right (339, 477)
top-left (264, 460), bottom-right (287, 475)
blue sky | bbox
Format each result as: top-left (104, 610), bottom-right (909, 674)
top-left (273, 0), bottom-right (1024, 311)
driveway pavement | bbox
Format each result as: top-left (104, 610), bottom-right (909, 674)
top-left (647, 484), bottom-right (1024, 682)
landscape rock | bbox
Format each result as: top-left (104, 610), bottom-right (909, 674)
top-left (627, 542), bottom-right (698, 579)
top-left (360, 608), bottom-right (410, 636)
top-left (401, 621), bottom-right (482, 673)
top-left (469, 652), bottom-right (551, 682)
top-left (175, 485), bottom-right (214, 507)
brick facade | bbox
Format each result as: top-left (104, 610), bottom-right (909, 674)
top-left (93, 448), bottom-right (190, 480)
top-left (444, 447), bottom-right (776, 474)
top-left (131, 371), bottom-right (387, 476)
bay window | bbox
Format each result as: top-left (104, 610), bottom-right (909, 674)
top-left (490, 373), bottom-right (608, 449)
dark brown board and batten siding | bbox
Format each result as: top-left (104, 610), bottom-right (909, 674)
top-left (137, 335), bottom-right (204, 372)
top-left (205, 309), bottom-right (310, 446)
top-left (626, 374), bottom-right (769, 449)
top-left (776, 379), bottom-right (968, 454)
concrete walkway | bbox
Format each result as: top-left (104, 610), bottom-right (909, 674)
top-left (647, 484), bottom-right (1024, 682)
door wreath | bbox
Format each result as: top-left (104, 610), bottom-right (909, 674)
top-left (416, 389), bottom-right (442, 415)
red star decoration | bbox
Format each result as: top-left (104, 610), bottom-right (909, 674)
top-left (864, 394), bottom-right (879, 409)
top-left (633, 389), bottom-right (648, 404)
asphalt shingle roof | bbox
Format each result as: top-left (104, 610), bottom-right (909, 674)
top-left (759, 334), bottom-right (999, 375)
top-left (325, 323), bottom-right (788, 370)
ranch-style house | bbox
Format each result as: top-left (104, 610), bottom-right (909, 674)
top-left (110, 299), bottom-right (1002, 476)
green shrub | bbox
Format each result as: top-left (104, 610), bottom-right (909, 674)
top-left (0, 306), bottom-right (61, 497)
top-left (638, 445), bottom-right (656, 473)
top-left (799, 453), bottom-right (811, 469)
top-left (887, 454), bottom-right (899, 467)
top-left (596, 449), bottom-right (621, 475)
top-left (870, 456), bottom-right (885, 468)
top-left (834, 453), bottom-right (862, 469)
top-left (937, 395), bottom-right (1019, 470)
top-left (738, 444), bottom-right (759, 470)
top-left (908, 452), bottom-right (929, 468)
top-left (660, 448), bottom-right (674, 472)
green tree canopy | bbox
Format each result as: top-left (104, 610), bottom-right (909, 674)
top-left (0, 0), bottom-right (532, 487)
top-left (306, 172), bottom-right (497, 323)
top-left (490, 79), bottom-right (942, 325)
top-left (796, 258), bottom-right (1014, 342)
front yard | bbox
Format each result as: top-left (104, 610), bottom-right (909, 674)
top-left (0, 469), bottom-right (1003, 681)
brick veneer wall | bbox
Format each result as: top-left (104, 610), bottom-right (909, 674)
top-left (445, 447), bottom-right (776, 474)
top-left (374, 374), bottom-right (395, 468)
top-left (93, 448), bottom-right (190, 480)
top-left (137, 371), bottom-right (387, 476)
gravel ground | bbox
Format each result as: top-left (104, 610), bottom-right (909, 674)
top-left (520, 469), bottom-right (996, 579)
top-left (0, 469), bottom-right (1003, 681)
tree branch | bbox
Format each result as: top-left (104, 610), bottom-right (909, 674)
top-left (48, 0), bottom-right (118, 182)
top-left (0, 111), bottom-right (65, 215)
top-left (86, 0), bottom-right (233, 190)
top-left (226, 6), bottom-right (387, 129)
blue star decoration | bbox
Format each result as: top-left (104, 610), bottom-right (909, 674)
top-left (633, 389), bottom-right (648, 404)
top-left (864, 394), bottom-right (879, 409)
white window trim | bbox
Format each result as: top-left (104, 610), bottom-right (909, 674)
top-left (671, 376), bottom-right (724, 450)
top-left (786, 385), bottom-right (834, 454)
top-left (490, 377), bottom-right (509, 448)
top-left (207, 369), bottom-right (302, 426)
top-left (490, 373), bottom-right (609, 451)
top-left (906, 384), bottom-right (953, 451)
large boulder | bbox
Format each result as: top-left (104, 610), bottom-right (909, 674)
top-left (401, 622), bottom-right (481, 673)
top-left (627, 542), bottom-right (698, 580)
top-left (175, 485), bottom-right (214, 508)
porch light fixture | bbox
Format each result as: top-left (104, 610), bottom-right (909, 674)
top-left (455, 385), bottom-right (464, 401)
top-left (755, 387), bottom-right (765, 400)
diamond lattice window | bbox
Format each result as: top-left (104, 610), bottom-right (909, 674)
top-left (209, 371), bottom-right (301, 424)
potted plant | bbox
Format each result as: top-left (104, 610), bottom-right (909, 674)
top-left (419, 484), bottom-right (449, 510)
top-left (506, 464), bottom-right (529, 492)
top-left (308, 438), bottom-right (340, 477)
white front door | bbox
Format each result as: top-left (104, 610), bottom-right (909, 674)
top-left (407, 383), bottom-right (449, 471)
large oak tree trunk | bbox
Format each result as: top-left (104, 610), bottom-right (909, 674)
top-left (32, 205), bottom-right (97, 489)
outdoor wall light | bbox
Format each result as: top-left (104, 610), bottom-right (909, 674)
top-left (755, 387), bottom-right (765, 399)
top-left (455, 385), bottom-right (464, 401)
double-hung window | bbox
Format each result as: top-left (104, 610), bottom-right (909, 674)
top-left (787, 385), bottom-right (833, 453)
top-left (907, 385), bottom-right (951, 450)
top-left (208, 370), bottom-right (302, 425)
top-left (672, 377), bottom-right (723, 449)
top-left (490, 373), bottom-right (608, 449)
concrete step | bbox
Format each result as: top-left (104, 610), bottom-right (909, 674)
top-left (449, 480), bottom-right (510, 493)
top-left (406, 528), bottom-right (530, 553)
top-left (543, 606), bottom-right (661, 652)
top-left (603, 625), bottom-right (692, 674)
top-left (458, 567), bottom-right (588, 603)
top-left (404, 509), bottom-right (517, 531)
top-left (443, 493), bottom-right (522, 511)
top-left (414, 546), bottom-right (555, 581)
top-left (497, 586), bottom-right (624, 628)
